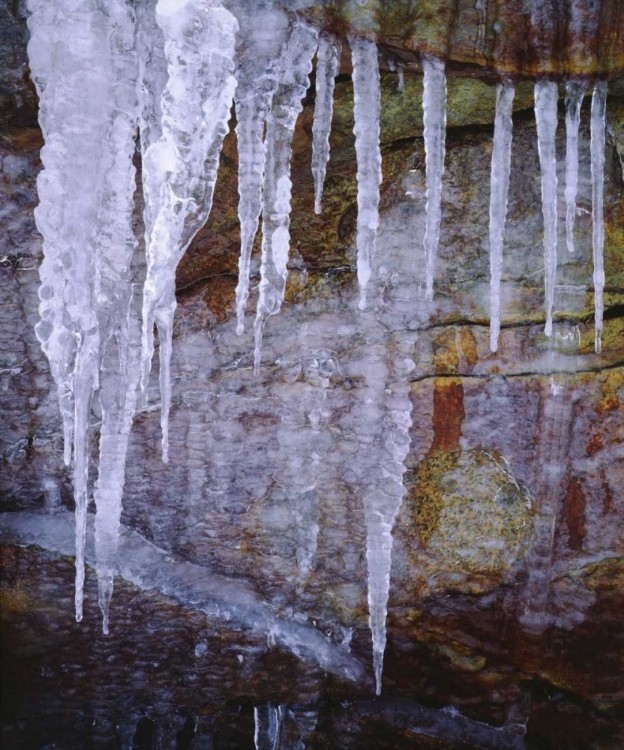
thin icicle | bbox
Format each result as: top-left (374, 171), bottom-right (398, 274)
top-left (397, 64), bottom-right (405, 94)
top-left (534, 80), bottom-right (559, 338)
top-left (590, 80), bottom-right (607, 354)
top-left (91, 0), bottom-right (140, 634)
top-left (254, 704), bottom-right (283, 750)
top-left (253, 19), bottom-right (319, 374)
top-left (234, 7), bottom-right (290, 336)
top-left (312, 31), bottom-right (341, 215)
top-left (350, 36), bottom-right (381, 311)
top-left (422, 56), bottom-right (447, 302)
top-left (139, 0), bottom-right (238, 461)
top-left (564, 81), bottom-right (585, 254)
top-left (489, 82), bottom-right (515, 353)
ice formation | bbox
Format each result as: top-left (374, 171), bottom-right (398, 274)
top-left (139, 0), bottom-right (238, 461)
top-left (24, 0), bottom-right (612, 696)
top-left (421, 56), bottom-right (447, 301)
top-left (350, 35), bottom-right (382, 310)
top-left (312, 32), bottom-right (342, 215)
top-left (233, 7), bottom-right (290, 335)
top-left (488, 82), bottom-right (515, 353)
top-left (534, 80), bottom-right (559, 338)
top-left (253, 18), bottom-right (319, 373)
top-left (254, 704), bottom-right (283, 750)
top-left (590, 81), bottom-right (607, 354)
top-left (27, 0), bottom-right (140, 625)
top-left (564, 81), bottom-right (585, 254)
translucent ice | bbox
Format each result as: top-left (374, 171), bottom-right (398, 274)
top-left (422, 56), bottom-right (447, 302)
top-left (312, 32), bottom-right (341, 215)
top-left (253, 18), bottom-right (319, 374)
top-left (139, 0), bottom-right (238, 460)
top-left (590, 81), bottom-right (607, 354)
top-left (564, 81), bottom-right (585, 254)
top-left (350, 36), bottom-right (382, 311)
top-left (534, 80), bottom-right (559, 338)
top-left (234, 7), bottom-right (290, 335)
top-left (488, 82), bottom-right (515, 353)
top-left (27, 0), bottom-right (139, 624)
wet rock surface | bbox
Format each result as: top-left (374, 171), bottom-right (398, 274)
top-left (1, 3), bottom-right (624, 748)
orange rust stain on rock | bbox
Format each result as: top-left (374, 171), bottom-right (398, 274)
top-left (562, 477), bottom-right (587, 551)
top-left (431, 377), bottom-right (465, 452)
top-left (586, 429), bottom-right (603, 457)
top-left (601, 472), bottom-right (615, 514)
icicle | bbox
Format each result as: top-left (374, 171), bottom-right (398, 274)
top-left (253, 19), bottom-right (319, 374)
top-left (139, 0), bottom-right (238, 461)
top-left (422, 56), bottom-right (447, 302)
top-left (233, 7), bottom-right (290, 336)
top-left (534, 80), bottom-right (559, 338)
top-left (91, 0), bottom-right (140, 634)
top-left (590, 80), bottom-right (607, 354)
top-left (564, 81), bottom-right (585, 254)
top-left (254, 704), bottom-right (283, 750)
top-left (26, 0), bottom-right (136, 622)
top-left (397, 64), bottom-right (405, 94)
top-left (488, 82), bottom-right (515, 353)
top-left (312, 32), bottom-right (341, 215)
top-left (350, 36), bottom-right (382, 311)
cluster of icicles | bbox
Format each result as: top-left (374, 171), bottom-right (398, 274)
top-left (26, 0), bottom-right (608, 695)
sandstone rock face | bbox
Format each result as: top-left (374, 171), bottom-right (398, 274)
top-left (1, 2), bottom-right (623, 748)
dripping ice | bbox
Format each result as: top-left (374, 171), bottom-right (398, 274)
top-left (27, 0), bottom-right (140, 627)
top-left (350, 36), bottom-right (382, 310)
top-left (312, 32), bottom-right (342, 214)
top-left (422, 56), bottom-right (447, 302)
top-left (534, 81), bottom-right (559, 338)
top-left (488, 82), bottom-right (515, 353)
top-left (252, 18), bottom-right (319, 373)
top-left (233, 6), bottom-right (290, 335)
top-left (564, 81), bottom-right (585, 254)
top-left (139, 0), bottom-right (238, 462)
top-left (590, 81), bottom-right (607, 354)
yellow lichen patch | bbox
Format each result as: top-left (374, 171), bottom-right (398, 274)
top-left (407, 448), bottom-right (532, 594)
top-left (596, 369), bottom-right (624, 413)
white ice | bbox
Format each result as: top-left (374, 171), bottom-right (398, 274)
top-left (488, 82), bottom-right (515, 353)
top-left (564, 81), bottom-right (585, 254)
top-left (254, 704), bottom-right (283, 750)
top-left (534, 80), bottom-right (559, 338)
top-left (312, 32), bottom-right (342, 215)
top-left (590, 81), bottom-right (607, 354)
top-left (27, 0), bottom-right (139, 624)
top-left (350, 36), bottom-right (382, 311)
top-left (234, 7), bottom-right (290, 335)
top-left (253, 18), bottom-right (319, 374)
top-left (139, 0), bottom-right (238, 461)
top-left (422, 56), bottom-right (447, 302)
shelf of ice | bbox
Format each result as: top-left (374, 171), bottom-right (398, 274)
top-left (26, 0), bottom-right (608, 697)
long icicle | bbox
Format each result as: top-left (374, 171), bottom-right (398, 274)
top-left (564, 81), bottom-right (585, 254)
top-left (312, 31), bottom-right (342, 215)
top-left (534, 80), bottom-right (559, 338)
top-left (27, 0), bottom-right (127, 622)
top-left (422, 56), bottom-right (447, 302)
top-left (139, 0), bottom-right (238, 461)
top-left (489, 81), bottom-right (515, 353)
top-left (350, 36), bottom-right (382, 311)
top-left (590, 80), bottom-right (607, 354)
top-left (234, 7), bottom-right (290, 336)
top-left (91, 0), bottom-right (140, 634)
top-left (253, 18), bottom-right (319, 374)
